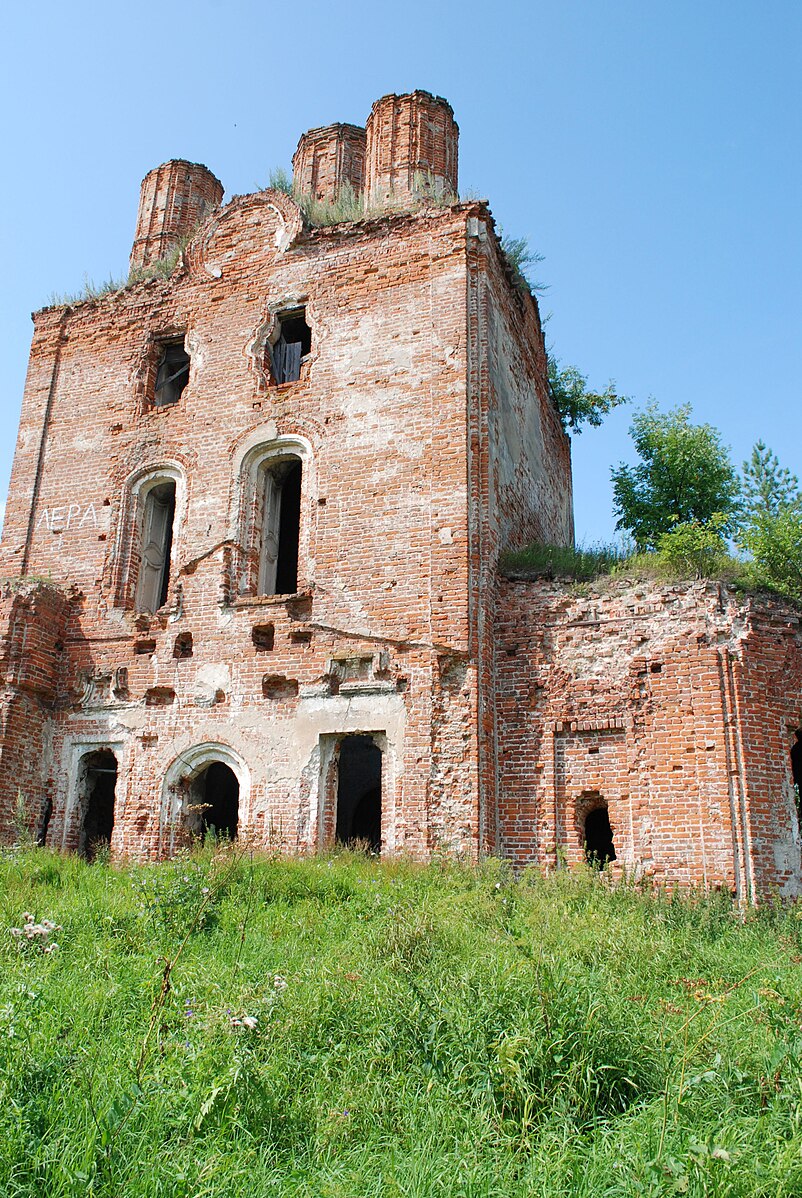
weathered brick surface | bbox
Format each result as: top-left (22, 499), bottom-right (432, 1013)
top-left (365, 92), bottom-right (458, 205)
top-left (494, 576), bottom-right (802, 899)
top-left (130, 161), bottom-right (223, 270)
top-left (2, 88), bottom-right (797, 900)
top-left (293, 124), bottom-right (366, 203)
top-left (0, 91), bottom-right (572, 865)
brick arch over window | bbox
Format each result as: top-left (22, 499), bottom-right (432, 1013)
top-left (160, 741), bottom-right (251, 856)
top-left (233, 435), bottom-right (313, 597)
top-left (111, 463), bottom-right (187, 610)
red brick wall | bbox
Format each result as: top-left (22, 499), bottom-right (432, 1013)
top-left (0, 582), bottom-right (69, 840)
top-left (495, 575), bottom-right (802, 900)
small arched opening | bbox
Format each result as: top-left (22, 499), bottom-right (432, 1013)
top-left (335, 735), bottom-right (382, 852)
top-left (185, 761), bottom-right (239, 842)
top-left (584, 804), bottom-right (616, 869)
top-left (78, 749), bottom-right (118, 861)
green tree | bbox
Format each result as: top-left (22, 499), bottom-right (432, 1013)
top-left (741, 440), bottom-right (801, 520)
top-left (611, 403), bottom-right (740, 550)
top-left (741, 507), bottom-right (802, 601)
top-left (548, 356), bottom-right (628, 435)
top-left (738, 442), bottom-right (802, 599)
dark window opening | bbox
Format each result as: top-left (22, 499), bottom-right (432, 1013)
top-left (37, 797), bottom-right (53, 847)
top-left (173, 632), bottom-right (193, 659)
top-left (252, 623), bottom-right (275, 651)
top-left (584, 806), bottom-right (616, 869)
top-left (269, 309), bottom-right (312, 384)
top-left (78, 749), bottom-right (118, 861)
top-left (154, 341), bottom-right (190, 406)
top-left (186, 762), bottom-right (239, 842)
top-left (258, 459), bottom-right (301, 595)
top-left (335, 735), bottom-right (382, 852)
top-left (791, 731), bottom-right (802, 819)
top-left (137, 481), bottom-right (176, 612)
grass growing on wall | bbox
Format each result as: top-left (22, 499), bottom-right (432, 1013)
top-left (2, 847), bottom-right (802, 1197)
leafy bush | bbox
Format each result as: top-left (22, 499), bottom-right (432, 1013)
top-left (653, 515), bottom-right (731, 579)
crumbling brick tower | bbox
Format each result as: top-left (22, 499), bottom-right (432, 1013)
top-left (0, 91), bottom-right (573, 861)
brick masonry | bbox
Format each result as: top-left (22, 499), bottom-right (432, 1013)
top-left (1, 90), bottom-right (799, 898)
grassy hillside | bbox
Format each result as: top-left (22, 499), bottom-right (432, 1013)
top-left (2, 848), bottom-right (802, 1197)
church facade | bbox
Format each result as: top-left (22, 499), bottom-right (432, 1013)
top-left (1, 91), bottom-right (800, 900)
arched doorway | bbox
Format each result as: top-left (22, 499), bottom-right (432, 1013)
top-left (584, 805), bottom-right (616, 868)
top-left (78, 749), bottom-right (118, 860)
top-left (186, 761), bottom-right (239, 841)
top-left (335, 735), bottom-right (382, 852)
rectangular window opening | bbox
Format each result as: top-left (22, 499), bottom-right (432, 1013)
top-left (269, 309), bottom-right (311, 385)
top-left (154, 340), bottom-right (190, 406)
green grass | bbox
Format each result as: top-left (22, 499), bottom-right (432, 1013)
top-left (3, 848), bottom-right (802, 1196)
top-left (500, 542), bottom-right (766, 592)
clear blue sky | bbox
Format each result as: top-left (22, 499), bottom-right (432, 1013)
top-left (2, 0), bottom-right (800, 544)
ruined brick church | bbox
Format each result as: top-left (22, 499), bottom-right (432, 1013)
top-left (2, 90), bottom-right (801, 900)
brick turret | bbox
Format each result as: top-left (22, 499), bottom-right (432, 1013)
top-left (365, 91), bottom-right (458, 208)
top-left (129, 160), bottom-right (223, 270)
top-left (292, 123), bottom-right (366, 204)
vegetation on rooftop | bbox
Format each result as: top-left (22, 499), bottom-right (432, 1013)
top-left (506, 410), bottom-right (802, 602)
top-left (46, 233), bottom-right (195, 309)
top-left (4, 845), bottom-right (802, 1197)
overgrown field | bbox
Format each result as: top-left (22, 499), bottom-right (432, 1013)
top-left (3, 849), bottom-right (802, 1197)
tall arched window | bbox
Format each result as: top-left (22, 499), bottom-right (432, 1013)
top-left (137, 480), bottom-right (176, 612)
top-left (257, 456), bottom-right (302, 595)
top-left (236, 438), bottom-right (310, 598)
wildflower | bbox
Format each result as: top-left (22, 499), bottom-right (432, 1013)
top-left (273, 974), bottom-right (288, 991)
top-left (43, 943), bottom-right (58, 954)
top-left (242, 1015), bottom-right (258, 1030)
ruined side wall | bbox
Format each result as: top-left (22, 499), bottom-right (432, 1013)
top-left (0, 583), bottom-right (69, 841)
top-left (495, 576), bottom-right (802, 900)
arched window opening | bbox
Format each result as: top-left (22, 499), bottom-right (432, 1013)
top-left (584, 805), bottom-right (616, 869)
top-left (78, 749), bottom-right (118, 861)
top-left (269, 308), bottom-right (312, 384)
top-left (791, 730), bottom-right (802, 820)
top-left (258, 458), bottom-right (301, 595)
top-left (137, 481), bottom-right (176, 612)
top-left (335, 735), bottom-right (382, 852)
top-left (185, 762), bottom-right (239, 842)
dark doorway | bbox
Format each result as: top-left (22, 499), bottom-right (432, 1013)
top-left (78, 749), bottom-right (118, 860)
top-left (335, 735), bottom-right (382, 852)
top-left (188, 762), bottom-right (239, 841)
top-left (791, 731), bottom-right (802, 819)
top-left (584, 806), bottom-right (616, 868)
